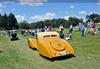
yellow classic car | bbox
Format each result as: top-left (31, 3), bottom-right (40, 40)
top-left (28, 32), bottom-right (74, 58)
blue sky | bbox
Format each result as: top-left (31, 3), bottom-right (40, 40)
top-left (0, 0), bottom-right (100, 23)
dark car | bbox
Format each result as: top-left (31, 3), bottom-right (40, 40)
top-left (10, 30), bottom-right (19, 41)
top-left (10, 33), bottom-right (19, 41)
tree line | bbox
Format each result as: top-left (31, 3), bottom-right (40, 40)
top-left (19, 18), bottom-right (81, 29)
top-left (0, 13), bottom-right (100, 30)
top-left (19, 17), bottom-right (83, 29)
top-left (0, 13), bottom-right (19, 30)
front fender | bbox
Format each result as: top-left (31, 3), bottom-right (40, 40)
top-left (28, 38), bottom-right (37, 49)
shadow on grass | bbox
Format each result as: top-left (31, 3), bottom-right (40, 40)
top-left (30, 48), bottom-right (76, 61)
top-left (29, 47), bottom-right (37, 50)
top-left (0, 51), bottom-right (3, 53)
top-left (10, 39), bottom-right (20, 41)
top-left (29, 47), bottom-right (76, 61)
top-left (40, 54), bottom-right (76, 62)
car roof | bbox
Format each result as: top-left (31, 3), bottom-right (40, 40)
top-left (37, 32), bottom-right (59, 38)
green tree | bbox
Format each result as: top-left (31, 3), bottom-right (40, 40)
top-left (68, 17), bottom-right (80, 27)
top-left (86, 15), bottom-right (91, 23)
top-left (30, 22), bottom-right (37, 29)
top-left (86, 13), bottom-right (100, 23)
top-left (0, 14), bottom-right (3, 29)
top-left (79, 18), bottom-right (83, 23)
top-left (36, 21), bottom-right (44, 28)
top-left (19, 21), bottom-right (30, 29)
top-left (43, 18), bottom-right (68, 28)
top-left (44, 19), bottom-right (52, 27)
top-left (8, 13), bottom-right (19, 30)
top-left (90, 13), bottom-right (100, 23)
top-left (2, 13), bottom-right (8, 30)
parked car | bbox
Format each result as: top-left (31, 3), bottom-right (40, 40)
top-left (28, 32), bottom-right (74, 58)
top-left (10, 30), bottom-right (19, 41)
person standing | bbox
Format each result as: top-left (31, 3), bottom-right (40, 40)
top-left (59, 24), bottom-right (65, 38)
top-left (67, 24), bottom-right (73, 39)
top-left (69, 24), bottom-right (73, 34)
top-left (44, 26), bottom-right (48, 32)
top-left (59, 24), bottom-right (64, 32)
top-left (47, 25), bottom-right (54, 32)
top-left (79, 23), bottom-right (86, 37)
top-left (91, 21), bottom-right (96, 35)
top-left (59, 28), bottom-right (65, 39)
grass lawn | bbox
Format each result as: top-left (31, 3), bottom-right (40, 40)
top-left (0, 31), bottom-right (100, 69)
